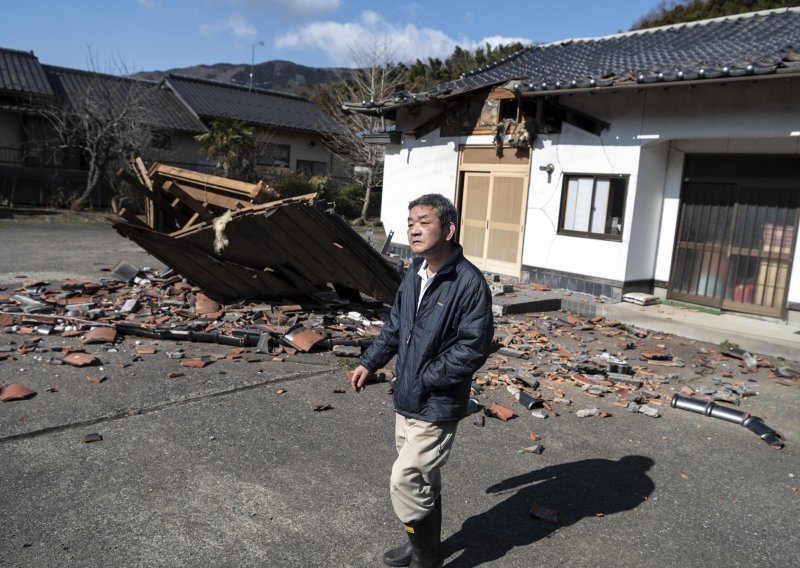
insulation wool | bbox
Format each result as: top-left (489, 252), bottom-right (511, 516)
top-left (213, 210), bottom-right (234, 253)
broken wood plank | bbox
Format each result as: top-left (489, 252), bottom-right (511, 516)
top-left (133, 157), bottom-right (154, 191)
top-left (182, 212), bottom-right (201, 230)
top-left (150, 164), bottom-right (266, 201)
top-left (117, 169), bottom-right (181, 230)
top-left (116, 207), bottom-right (149, 228)
top-left (161, 180), bottom-right (215, 220)
top-left (167, 180), bottom-right (252, 212)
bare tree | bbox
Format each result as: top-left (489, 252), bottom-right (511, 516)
top-left (38, 56), bottom-right (154, 211)
top-left (319, 37), bottom-right (401, 224)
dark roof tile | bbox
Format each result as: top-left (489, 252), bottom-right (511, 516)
top-left (165, 74), bottom-right (343, 135)
top-left (0, 47), bottom-right (53, 97)
top-left (42, 65), bottom-right (207, 133)
top-left (438, 8), bottom-right (800, 95)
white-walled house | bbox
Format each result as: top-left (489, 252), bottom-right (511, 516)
top-left (349, 8), bottom-right (800, 323)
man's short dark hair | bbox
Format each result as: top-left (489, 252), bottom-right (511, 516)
top-left (408, 193), bottom-right (458, 233)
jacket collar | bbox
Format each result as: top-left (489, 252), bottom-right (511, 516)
top-left (411, 243), bottom-right (463, 277)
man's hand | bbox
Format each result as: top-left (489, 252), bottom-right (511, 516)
top-left (349, 365), bottom-right (371, 392)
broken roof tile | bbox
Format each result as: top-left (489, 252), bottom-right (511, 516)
top-left (63, 352), bottom-right (99, 367)
top-left (0, 383), bottom-right (37, 401)
top-left (80, 327), bottom-right (117, 344)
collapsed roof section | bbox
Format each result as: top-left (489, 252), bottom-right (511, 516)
top-left (113, 161), bottom-right (401, 304)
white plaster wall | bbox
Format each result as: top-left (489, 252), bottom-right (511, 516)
top-left (522, 121), bottom-right (643, 281)
top-left (626, 142), bottom-right (670, 281)
top-left (381, 130), bottom-right (460, 246)
top-left (653, 146), bottom-right (686, 284)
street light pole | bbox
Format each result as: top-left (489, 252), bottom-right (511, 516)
top-left (249, 40), bottom-right (264, 91)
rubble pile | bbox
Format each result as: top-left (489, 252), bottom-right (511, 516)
top-left (455, 312), bottom-right (789, 450)
top-left (113, 159), bottom-right (402, 304)
top-left (0, 263), bottom-right (391, 373)
top-left (1, 235), bottom-right (792, 456)
top-left (115, 157), bottom-right (280, 232)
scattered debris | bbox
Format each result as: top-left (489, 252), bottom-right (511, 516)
top-left (312, 403), bottom-right (333, 411)
top-left (486, 402), bottom-right (514, 421)
top-left (520, 444), bottom-right (545, 454)
top-left (63, 353), bottom-right (99, 367)
top-left (82, 433), bottom-right (103, 443)
top-left (529, 503), bottom-right (558, 523)
top-left (180, 356), bottom-right (215, 368)
top-left (0, 383), bottom-right (37, 401)
top-left (637, 404), bottom-right (660, 418)
top-left (577, 408), bottom-right (600, 418)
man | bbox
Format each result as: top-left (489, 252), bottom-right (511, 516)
top-left (349, 193), bottom-right (494, 568)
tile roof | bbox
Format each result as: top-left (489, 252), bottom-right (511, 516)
top-left (42, 65), bottom-right (207, 133)
top-left (165, 74), bottom-right (343, 135)
top-left (372, 8), bottom-right (800, 111)
top-left (0, 48), bottom-right (53, 98)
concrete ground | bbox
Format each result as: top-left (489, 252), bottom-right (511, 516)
top-left (1, 212), bottom-right (799, 567)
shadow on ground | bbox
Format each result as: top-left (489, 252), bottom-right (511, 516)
top-left (443, 455), bottom-right (655, 567)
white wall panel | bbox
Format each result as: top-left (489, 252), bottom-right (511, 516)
top-left (381, 130), bottom-right (460, 246)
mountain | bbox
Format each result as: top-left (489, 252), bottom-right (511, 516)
top-left (134, 60), bottom-right (350, 97)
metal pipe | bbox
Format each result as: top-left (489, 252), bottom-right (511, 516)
top-left (671, 394), bottom-right (784, 449)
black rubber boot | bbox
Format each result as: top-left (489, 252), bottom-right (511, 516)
top-left (406, 504), bottom-right (443, 568)
top-left (383, 497), bottom-right (441, 568)
top-left (382, 542), bottom-right (413, 567)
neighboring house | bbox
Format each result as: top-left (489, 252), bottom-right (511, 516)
top-left (0, 48), bottom-right (61, 203)
top-left (43, 64), bottom-right (209, 164)
top-left (0, 49), bottom-right (347, 206)
top-left (349, 7), bottom-right (800, 323)
top-left (161, 74), bottom-right (347, 178)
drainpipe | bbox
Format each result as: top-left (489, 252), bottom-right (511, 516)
top-left (670, 394), bottom-right (784, 449)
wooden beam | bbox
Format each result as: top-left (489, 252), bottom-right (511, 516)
top-left (150, 164), bottom-right (264, 200)
top-left (181, 212), bottom-right (201, 231)
top-left (161, 180), bottom-right (216, 221)
top-left (117, 168), bottom-right (180, 230)
top-left (168, 180), bottom-right (253, 211)
top-left (116, 207), bottom-right (149, 228)
top-left (133, 157), bottom-right (154, 191)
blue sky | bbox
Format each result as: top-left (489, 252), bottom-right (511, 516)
top-left (1, 0), bottom-right (664, 73)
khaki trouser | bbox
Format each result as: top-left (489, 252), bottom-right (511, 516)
top-left (390, 413), bottom-right (458, 524)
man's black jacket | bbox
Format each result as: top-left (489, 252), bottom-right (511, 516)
top-left (359, 244), bottom-right (494, 423)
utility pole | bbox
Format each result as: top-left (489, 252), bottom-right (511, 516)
top-left (249, 40), bottom-right (264, 91)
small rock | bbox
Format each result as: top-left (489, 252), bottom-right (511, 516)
top-left (531, 409), bottom-right (547, 419)
top-left (577, 408), bottom-right (600, 418)
top-left (638, 405), bottom-right (660, 418)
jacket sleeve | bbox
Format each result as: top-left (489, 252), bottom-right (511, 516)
top-left (358, 285), bottom-right (403, 372)
top-left (420, 277), bottom-right (493, 391)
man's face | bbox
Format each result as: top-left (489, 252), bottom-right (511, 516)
top-left (407, 205), bottom-right (455, 257)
